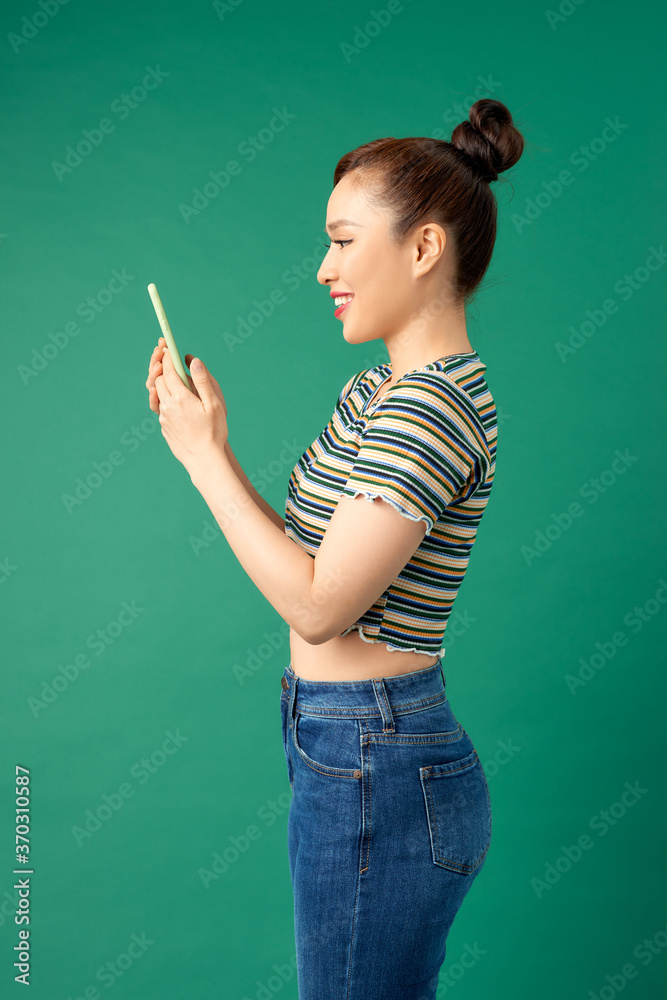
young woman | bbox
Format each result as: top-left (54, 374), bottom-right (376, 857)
top-left (147, 97), bottom-right (524, 999)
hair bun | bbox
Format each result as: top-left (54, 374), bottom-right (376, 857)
top-left (451, 98), bottom-right (524, 182)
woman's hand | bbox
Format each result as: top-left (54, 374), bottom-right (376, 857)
top-left (146, 337), bottom-right (229, 475)
top-left (146, 337), bottom-right (227, 416)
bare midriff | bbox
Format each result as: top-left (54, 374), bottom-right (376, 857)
top-left (289, 626), bottom-right (440, 681)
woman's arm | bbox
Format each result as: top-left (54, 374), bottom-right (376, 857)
top-left (224, 440), bottom-right (286, 533)
top-left (188, 441), bottom-right (428, 647)
top-left (189, 444), bottom-right (323, 643)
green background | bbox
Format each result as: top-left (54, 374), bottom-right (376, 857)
top-left (2, 0), bottom-right (666, 996)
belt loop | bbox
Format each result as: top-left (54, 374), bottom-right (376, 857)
top-left (289, 673), bottom-right (299, 723)
top-left (371, 678), bottom-right (395, 733)
top-left (438, 659), bottom-right (446, 694)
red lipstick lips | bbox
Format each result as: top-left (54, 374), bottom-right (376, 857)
top-left (331, 291), bottom-right (353, 319)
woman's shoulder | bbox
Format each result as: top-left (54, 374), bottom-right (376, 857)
top-left (379, 367), bottom-right (475, 414)
top-left (381, 366), bottom-right (493, 463)
top-left (336, 364), bottom-right (386, 408)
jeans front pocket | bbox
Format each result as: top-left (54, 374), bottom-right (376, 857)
top-left (419, 748), bottom-right (492, 875)
top-left (292, 711), bottom-right (362, 780)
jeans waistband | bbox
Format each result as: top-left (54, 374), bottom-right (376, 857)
top-left (282, 658), bottom-right (447, 721)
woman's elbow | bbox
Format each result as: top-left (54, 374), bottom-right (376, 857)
top-left (293, 611), bottom-right (341, 646)
top-left (290, 615), bottom-right (328, 646)
top-left (305, 612), bottom-right (347, 646)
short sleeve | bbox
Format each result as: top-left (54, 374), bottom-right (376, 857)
top-left (336, 370), bottom-right (367, 409)
top-left (339, 377), bottom-right (478, 533)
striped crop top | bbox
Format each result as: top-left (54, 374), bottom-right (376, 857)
top-left (284, 351), bottom-right (498, 658)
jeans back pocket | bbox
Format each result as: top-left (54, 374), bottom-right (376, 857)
top-left (419, 748), bottom-right (492, 875)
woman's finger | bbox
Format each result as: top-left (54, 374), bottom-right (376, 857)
top-left (146, 340), bottom-right (168, 413)
top-left (147, 344), bottom-right (165, 380)
top-left (145, 357), bottom-right (163, 390)
top-left (148, 386), bottom-right (160, 413)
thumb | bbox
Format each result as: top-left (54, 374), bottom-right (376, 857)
top-left (188, 357), bottom-right (211, 393)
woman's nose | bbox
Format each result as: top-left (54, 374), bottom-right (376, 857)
top-left (317, 254), bottom-right (337, 285)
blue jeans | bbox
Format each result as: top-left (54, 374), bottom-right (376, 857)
top-left (279, 658), bottom-right (492, 1000)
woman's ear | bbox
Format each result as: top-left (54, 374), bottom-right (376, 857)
top-left (413, 224), bottom-right (446, 278)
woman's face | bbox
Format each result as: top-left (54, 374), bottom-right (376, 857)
top-left (317, 170), bottom-right (431, 348)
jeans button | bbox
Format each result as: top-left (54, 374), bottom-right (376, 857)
top-left (281, 677), bottom-right (288, 690)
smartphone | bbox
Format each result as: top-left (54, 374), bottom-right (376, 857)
top-left (147, 283), bottom-right (191, 389)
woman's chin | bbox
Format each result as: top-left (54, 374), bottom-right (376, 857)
top-left (341, 324), bottom-right (367, 346)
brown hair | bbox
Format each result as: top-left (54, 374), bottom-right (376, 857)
top-left (332, 99), bottom-right (525, 303)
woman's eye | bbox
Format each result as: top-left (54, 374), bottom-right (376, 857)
top-left (323, 238), bottom-right (352, 250)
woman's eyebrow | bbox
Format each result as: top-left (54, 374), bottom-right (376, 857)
top-left (324, 219), bottom-right (362, 233)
